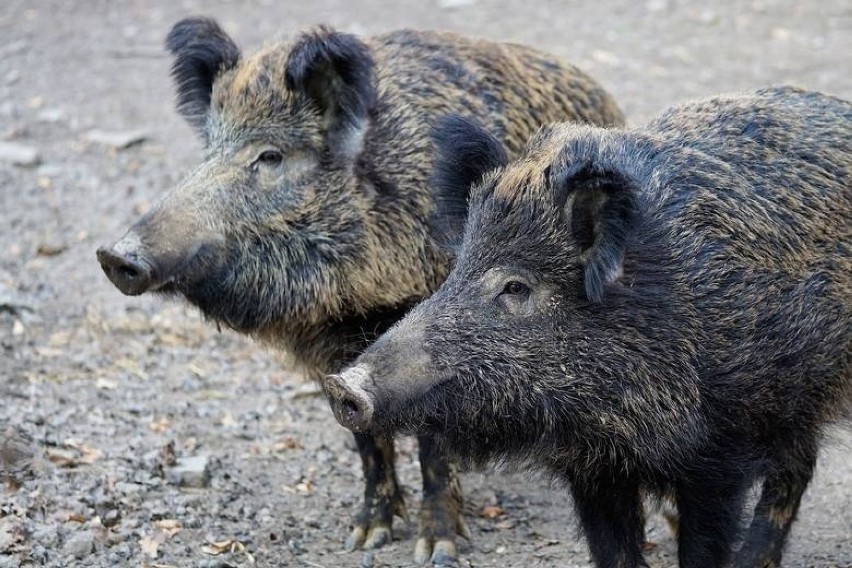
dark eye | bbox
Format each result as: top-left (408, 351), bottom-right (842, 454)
top-left (256, 150), bottom-right (283, 166)
top-left (502, 280), bottom-right (530, 296)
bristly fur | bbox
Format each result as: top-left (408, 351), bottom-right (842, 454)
top-left (429, 114), bottom-right (509, 252)
top-left (345, 86), bottom-right (852, 568)
top-left (166, 17), bottom-right (240, 134)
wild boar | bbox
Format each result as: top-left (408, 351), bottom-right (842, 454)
top-left (325, 87), bottom-right (851, 567)
top-left (96, 17), bottom-right (625, 565)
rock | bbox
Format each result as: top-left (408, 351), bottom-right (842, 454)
top-left (83, 129), bottom-right (148, 150)
top-left (0, 425), bottom-right (35, 478)
top-left (166, 456), bottom-right (210, 488)
top-left (31, 526), bottom-right (59, 549)
top-left (36, 108), bottom-right (64, 123)
top-left (0, 142), bottom-right (40, 166)
top-left (62, 530), bottom-right (95, 559)
top-left (0, 284), bottom-right (36, 317)
top-left (0, 555), bottom-right (21, 568)
top-left (438, 0), bottom-right (477, 7)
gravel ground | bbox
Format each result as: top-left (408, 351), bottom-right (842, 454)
top-left (1, 1), bottom-right (850, 566)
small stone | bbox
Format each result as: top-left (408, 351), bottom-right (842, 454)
top-left (772, 28), bottom-right (791, 41)
top-left (646, 0), bottom-right (667, 12)
top-left (36, 241), bottom-right (67, 256)
top-left (0, 141), bottom-right (40, 166)
top-left (101, 509), bottom-right (121, 528)
top-left (0, 555), bottom-right (21, 568)
top-left (591, 49), bottom-right (620, 66)
top-left (36, 108), bottom-right (64, 123)
top-left (84, 129), bottom-right (148, 150)
top-left (4, 70), bottom-right (20, 86)
top-left (62, 530), bottom-right (96, 559)
top-left (166, 456), bottom-right (210, 488)
top-left (438, 0), bottom-right (476, 6)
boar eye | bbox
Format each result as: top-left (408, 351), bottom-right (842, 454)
top-left (256, 150), bottom-right (284, 166)
top-left (502, 280), bottom-right (530, 296)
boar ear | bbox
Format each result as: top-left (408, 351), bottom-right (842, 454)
top-left (429, 115), bottom-right (508, 252)
top-left (166, 17), bottom-right (240, 134)
top-left (554, 161), bottom-right (640, 303)
top-left (285, 27), bottom-right (377, 162)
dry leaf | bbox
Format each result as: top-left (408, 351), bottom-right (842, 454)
top-left (96, 378), bottom-right (118, 390)
top-left (149, 417), bottom-right (171, 433)
top-left (139, 534), bottom-right (163, 559)
top-left (66, 512), bottom-right (87, 523)
top-left (0, 517), bottom-right (25, 553)
top-left (35, 346), bottom-right (64, 358)
top-left (479, 505), bottom-right (504, 519)
top-left (115, 358), bottom-right (148, 380)
top-left (273, 437), bottom-right (304, 452)
top-left (202, 538), bottom-right (244, 555)
top-left (187, 363), bottom-right (206, 378)
top-left (154, 519), bottom-right (181, 538)
top-left (201, 538), bottom-right (255, 565)
top-left (46, 441), bottom-right (101, 468)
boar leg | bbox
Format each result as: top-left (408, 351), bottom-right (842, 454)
top-left (735, 444), bottom-right (817, 568)
top-left (570, 475), bottom-right (646, 568)
top-left (675, 477), bottom-right (748, 568)
top-left (347, 432), bottom-right (408, 550)
top-left (414, 434), bottom-right (469, 565)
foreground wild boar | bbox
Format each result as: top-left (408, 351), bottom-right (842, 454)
top-left (96, 17), bottom-right (625, 564)
top-left (325, 87), bottom-right (851, 567)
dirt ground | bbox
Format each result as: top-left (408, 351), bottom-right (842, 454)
top-left (1, 0), bottom-right (850, 566)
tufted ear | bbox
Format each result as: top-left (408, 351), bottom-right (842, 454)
top-left (429, 114), bottom-right (508, 252)
top-left (285, 27), bottom-right (377, 163)
top-left (165, 17), bottom-right (240, 134)
top-left (552, 160), bottom-right (640, 303)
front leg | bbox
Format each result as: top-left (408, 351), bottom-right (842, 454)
top-left (735, 443), bottom-right (817, 568)
top-left (676, 477), bottom-right (748, 568)
top-left (414, 434), bottom-right (469, 566)
top-left (570, 474), bottom-right (647, 568)
top-left (348, 432), bottom-right (408, 550)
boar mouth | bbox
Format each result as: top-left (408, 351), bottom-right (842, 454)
top-left (379, 377), bottom-right (457, 434)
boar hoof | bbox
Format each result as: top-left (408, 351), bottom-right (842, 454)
top-left (415, 538), bottom-right (458, 566)
top-left (346, 524), bottom-right (393, 551)
top-left (363, 526), bottom-right (392, 549)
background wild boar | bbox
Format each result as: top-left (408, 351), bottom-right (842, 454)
top-left (95, 16), bottom-right (624, 565)
top-left (326, 87), bottom-right (851, 567)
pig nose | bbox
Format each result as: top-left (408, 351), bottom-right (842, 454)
top-left (96, 245), bottom-right (155, 296)
top-left (324, 372), bottom-right (375, 432)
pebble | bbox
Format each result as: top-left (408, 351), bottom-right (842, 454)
top-left (166, 456), bottom-right (211, 488)
top-left (0, 142), bottom-right (40, 166)
top-left (438, 0), bottom-right (477, 7)
top-left (83, 128), bottom-right (148, 149)
top-left (36, 108), bottom-right (64, 123)
top-left (62, 530), bottom-right (95, 559)
top-left (0, 555), bottom-right (21, 568)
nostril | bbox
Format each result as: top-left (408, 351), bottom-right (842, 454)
top-left (116, 263), bottom-right (141, 281)
top-left (342, 398), bottom-right (361, 421)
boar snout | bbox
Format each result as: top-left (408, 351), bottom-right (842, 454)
top-left (97, 235), bottom-right (158, 296)
top-left (324, 368), bottom-right (376, 433)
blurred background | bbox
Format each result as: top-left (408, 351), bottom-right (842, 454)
top-left (1, 1), bottom-right (850, 566)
